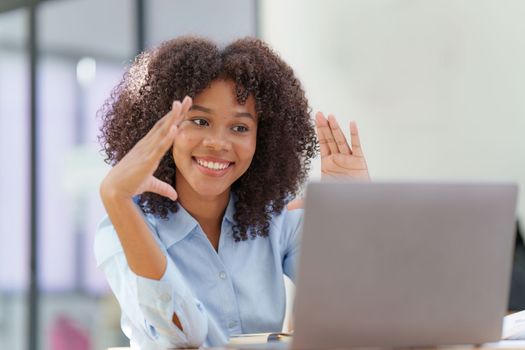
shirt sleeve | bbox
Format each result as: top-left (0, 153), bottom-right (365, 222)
top-left (94, 212), bottom-right (208, 348)
top-left (281, 208), bottom-right (304, 282)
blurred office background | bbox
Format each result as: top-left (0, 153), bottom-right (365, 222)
top-left (0, 1), bottom-right (524, 350)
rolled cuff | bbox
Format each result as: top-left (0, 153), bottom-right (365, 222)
top-left (136, 256), bottom-right (208, 347)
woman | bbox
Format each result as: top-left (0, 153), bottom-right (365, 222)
top-left (95, 36), bottom-right (369, 349)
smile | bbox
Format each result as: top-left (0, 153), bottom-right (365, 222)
top-left (194, 157), bottom-right (233, 171)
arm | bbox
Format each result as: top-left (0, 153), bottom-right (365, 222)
top-left (98, 96), bottom-right (207, 346)
top-left (100, 195), bottom-right (183, 329)
top-left (100, 195), bottom-right (167, 282)
top-left (95, 215), bottom-right (208, 348)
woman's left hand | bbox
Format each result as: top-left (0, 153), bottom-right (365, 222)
top-left (287, 112), bottom-right (370, 210)
top-left (315, 112), bottom-right (370, 181)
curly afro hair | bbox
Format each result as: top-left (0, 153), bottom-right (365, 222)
top-left (99, 36), bottom-right (318, 241)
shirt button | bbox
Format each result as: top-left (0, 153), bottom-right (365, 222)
top-left (160, 293), bottom-right (171, 303)
top-left (228, 321), bottom-right (237, 329)
top-left (219, 271), bottom-right (227, 280)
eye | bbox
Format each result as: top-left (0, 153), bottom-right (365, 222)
top-left (232, 125), bottom-right (249, 133)
top-left (191, 118), bottom-right (209, 127)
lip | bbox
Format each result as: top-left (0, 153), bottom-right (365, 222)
top-left (193, 156), bottom-right (234, 164)
top-left (192, 156), bottom-right (234, 177)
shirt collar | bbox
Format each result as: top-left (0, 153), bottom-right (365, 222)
top-left (223, 192), bottom-right (237, 224)
top-left (155, 194), bottom-right (237, 249)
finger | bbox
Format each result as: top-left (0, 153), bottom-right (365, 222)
top-left (136, 101), bottom-right (179, 155)
top-left (327, 114), bottom-right (352, 155)
top-left (316, 112), bottom-right (337, 156)
top-left (162, 100), bottom-right (183, 137)
top-left (147, 177), bottom-right (178, 201)
top-left (162, 97), bottom-right (189, 130)
top-left (170, 99), bottom-right (183, 126)
top-left (151, 96), bottom-right (191, 159)
top-left (148, 100), bottom-right (181, 137)
top-left (149, 100), bottom-right (182, 135)
top-left (147, 102), bottom-right (182, 159)
top-left (181, 95), bottom-right (192, 112)
top-left (176, 96), bottom-right (193, 128)
top-left (315, 112), bottom-right (330, 157)
top-left (319, 113), bottom-right (339, 155)
top-left (287, 198), bottom-right (304, 210)
top-left (349, 121), bottom-right (364, 157)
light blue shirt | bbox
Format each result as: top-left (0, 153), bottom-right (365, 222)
top-left (94, 195), bottom-right (303, 349)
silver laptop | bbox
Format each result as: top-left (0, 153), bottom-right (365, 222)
top-left (292, 181), bottom-right (518, 349)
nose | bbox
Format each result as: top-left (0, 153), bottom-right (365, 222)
top-left (202, 129), bottom-right (232, 152)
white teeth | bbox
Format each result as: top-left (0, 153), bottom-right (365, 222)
top-left (196, 158), bottom-right (230, 170)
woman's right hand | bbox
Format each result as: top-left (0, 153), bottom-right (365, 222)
top-left (100, 96), bottom-right (192, 202)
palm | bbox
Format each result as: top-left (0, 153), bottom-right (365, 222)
top-left (316, 112), bottom-right (370, 180)
top-left (286, 113), bottom-right (369, 211)
top-left (321, 154), bottom-right (369, 180)
top-left (101, 97), bottom-right (192, 201)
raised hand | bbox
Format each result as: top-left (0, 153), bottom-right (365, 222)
top-left (315, 112), bottom-right (370, 180)
top-left (100, 96), bottom-right (193, 202)
top-left (287, 112), bottom-right (369, 211)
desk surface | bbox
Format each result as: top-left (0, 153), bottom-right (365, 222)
top-left (109, 342), bottom-right (525, 350)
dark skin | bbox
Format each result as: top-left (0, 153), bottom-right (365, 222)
top-left (100, 80), bottom-right (258, 330)
top-left (100, 79), bottom-right (369, 331)
top-left (170, 80), bottom-right (258, 251)
top-left (100, 97), bottom-right (192, 330)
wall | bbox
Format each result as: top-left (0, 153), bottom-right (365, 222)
top-left (261, 0), bottom-right (525, 220)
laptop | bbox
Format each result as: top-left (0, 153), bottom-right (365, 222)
top-left (290, 181), bottom-right (518, 349)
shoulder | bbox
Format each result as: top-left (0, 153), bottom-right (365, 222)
top-left (269, 206), bottom-right (304, 249)
top-left (270, 206), bottom-right (304, 230)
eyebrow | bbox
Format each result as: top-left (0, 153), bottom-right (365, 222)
top-left (190, 104), bottom-right (256, 120)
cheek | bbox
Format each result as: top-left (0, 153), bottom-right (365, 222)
top-left (238, 137), bottom-right (257, 160)
top-left (172, 134), bottom-right (198, 156)
top-left (179, 132), bottom-right (198, 145)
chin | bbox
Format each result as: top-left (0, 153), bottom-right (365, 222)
top-left (191, 182), bottom-right (231, 198)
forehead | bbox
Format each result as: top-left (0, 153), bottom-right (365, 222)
top-left (192, 79), bottom-right (256, 116)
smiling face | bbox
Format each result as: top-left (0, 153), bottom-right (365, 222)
top-left (172, 79), bottom-right (257, 201)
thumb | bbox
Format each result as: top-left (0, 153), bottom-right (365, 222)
top-left (146, 177), bottom-right (178, 201)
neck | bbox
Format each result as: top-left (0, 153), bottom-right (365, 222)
top-left (175, 172), bottom-right (230, 238)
